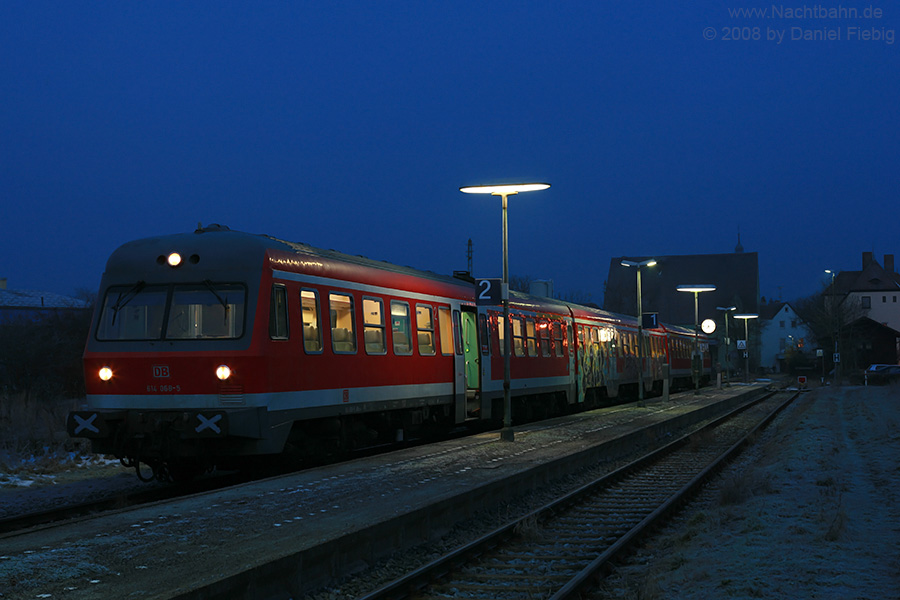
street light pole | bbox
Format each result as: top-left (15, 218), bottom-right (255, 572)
top-left (677, 285), bottom-right (716, 394)
top-left (716, 305), bottom-right (736, 384)
top-left (460, 183), bottom-right (550, 442)
top-left (621, 258), bottom-right (656, 406)
top-left (825, 269), bottom-right (838, 384)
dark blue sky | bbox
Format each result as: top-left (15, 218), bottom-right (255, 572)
top-left (3, 2), bottom-right (898, 304)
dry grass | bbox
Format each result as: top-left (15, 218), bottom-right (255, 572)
top-left (0, 392), bottom-right (89, 475)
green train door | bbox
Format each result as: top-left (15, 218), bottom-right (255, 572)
top-left (461, 308), bottom-right (481, 418)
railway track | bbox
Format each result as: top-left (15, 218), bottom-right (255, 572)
top-left (359, 390), bottom-right (798, 600)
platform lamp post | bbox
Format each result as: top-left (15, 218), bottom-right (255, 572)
top-left (716, 305), bottom-right (736, 383)
top-left (676, 285), bottom-right (716, 394)
top-left (460, 182), bottom-right (550, 442)
top-left (621, 259), bottom-right (656, 406)
top-left (734, 313), bottom-right (759, 384)
top-left (825, 269), bottom-right (838, 384)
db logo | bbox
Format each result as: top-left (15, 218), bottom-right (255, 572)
top-left (153, 365), bottom-right (170, 378)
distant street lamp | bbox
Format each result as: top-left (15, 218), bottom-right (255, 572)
top-left (460, 182), bottom-right (550, 442)
top-left (677, 285), bottom-right (716, 394)
top-left (734, 313), bottom-right (759, 383)
top-left (716, 305), bottom-right (737, 384)
top-left (621, 258), bottom-right (656, 406)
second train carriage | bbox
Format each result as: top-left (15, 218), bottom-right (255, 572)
top-left (69, 226), bottom-right (712, 480)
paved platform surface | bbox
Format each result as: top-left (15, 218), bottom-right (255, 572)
top-left (1, 384), bottom-right (767, 600)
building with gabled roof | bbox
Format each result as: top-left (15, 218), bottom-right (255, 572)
top-left (829, 252), bottom-right (900, 333)
top-left (759, 299), bottom-right (815, 373)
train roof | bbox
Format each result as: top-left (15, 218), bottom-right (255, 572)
top-left (101, 225), bottom-right (699, 338)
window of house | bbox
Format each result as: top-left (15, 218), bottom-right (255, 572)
top-left (780, 321), bottom-right (785, 328)
top-left (862, 296), bottom-right (871, 309)
top-left (363, 297), bottom-right (386, 354)
top-left (391, 301), bottom-right (412, 355)
top-left (416, 305), bottom-right (435, 356)
top-left (329, 292), bottom-right (356, 353)
top-left (301, 289), bottom-right (322, 353)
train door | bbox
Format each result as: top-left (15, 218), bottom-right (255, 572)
top-left (566, 321), bottom-right (577, 405)
top-left (461, 307), bottom-right (481, 419)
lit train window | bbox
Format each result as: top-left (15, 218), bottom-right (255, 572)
top-left (96, 284), bottom-right (167, 340)
top-left (416, 305), bottom-right (435, 356)
top-left (329, 293), bottom-right (357, 353)
top-left (438, 307), bottom-right (453, 356)
top-left (363, 297), bottom-right (386, 354)
top-left (166, 283), bottom-right (245, 339)
top-left (391, 301), bottom-right (412, 355)
top-left (539, 321), bottom-right (550, 357)
top-left (301, 289), bottom-right (322, 353)
top-left (497, 315), bottom-right (506, 356)
top-left (553, 322), bottom-right (564, 357)
top-left (269, 284), bottom-right (289, 340)
top-left (525, 319), bottom-right (537, 357)
top-left (512, 317), bottom-right (525, 357)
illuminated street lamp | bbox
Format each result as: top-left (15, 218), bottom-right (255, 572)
top-left (734, 313), bottom-right (759, 383)
top-left (460, 182), bottom-right (550, 441)
top-left (716, 305), bottom-right (737, 383)
top-left (621, 258), bottom-right (657, 406)
top-left (677, 284), bottom-right (716, 394)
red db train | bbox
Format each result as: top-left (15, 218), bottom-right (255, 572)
top-left (68, 225), bottom-right (711, 481)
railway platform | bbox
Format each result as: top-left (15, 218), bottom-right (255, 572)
top-left (2, 383), bottom-right (771, 600)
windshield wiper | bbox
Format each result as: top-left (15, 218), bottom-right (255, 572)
top-left (202, 280), bottom-right (231, 323)
top-left (110, 281), bottom-right (146, 326)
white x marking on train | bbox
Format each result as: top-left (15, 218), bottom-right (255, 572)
top-left (74, 413), bottom-right (99, 434)
top-left (195, 414), bottom-right (222, 434)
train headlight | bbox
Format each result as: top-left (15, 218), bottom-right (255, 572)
top-left (215, 365), bottom-right (232, 380)
top-left (167, 252), bottom-right (183, 267)
top-left (99, 367), bottom-right (113, 381)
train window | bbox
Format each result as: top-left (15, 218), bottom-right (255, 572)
top-left (363, 297), bottom-right (386, 355)
top-left (452, 310), bottom-right (463, 355)
top-left (538, 321), bottom-right (550, 357)
top-left (438, 307), bottom-right (453, 356)
top-left (553, 322), bottom-right (564, 357)
top-left (166, 283), bottom-right (246, 339)
top-left (269, 284), bottom-right (289, 340)
top-left (97, 284), bottom-right (168, 340)
top-left (479, 314), bottom-right (490, 355)
top-left (525, 319), bottom-right (537, 356)
top-left (391, 301), bottom-right (412, 355)
top-left (497, 315), bottom-right (506, 356)
top-left (301, 289), bottom-right (322, 353)
top-left (512, 317), bottom-right (525, 357)
top-left (329, 293), bottom-right (357, 353)
top-left (416, 305), bottom-right (435, 356)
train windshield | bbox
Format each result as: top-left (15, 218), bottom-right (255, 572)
top-left (97, 283), bottom-right (246, 341)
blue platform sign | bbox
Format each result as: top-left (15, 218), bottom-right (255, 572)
top-left (642, 312), bottom-right (659, 329)
top-left (475, 279), bottom-right (503, 306)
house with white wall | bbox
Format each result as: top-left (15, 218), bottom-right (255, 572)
top-left (759, 300), bottom-right (814, 373)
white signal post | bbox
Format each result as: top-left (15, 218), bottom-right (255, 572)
top-left (460, 183), bottom-right (550, 442)
top-left (734, 313), bottom-right (759, 383)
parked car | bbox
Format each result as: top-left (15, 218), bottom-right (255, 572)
top-left (863, 364), bottom-right (900, 385)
